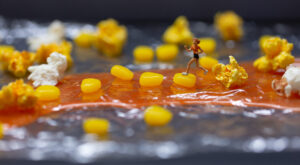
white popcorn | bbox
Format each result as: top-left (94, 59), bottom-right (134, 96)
top-left (282, 65), bottom-right (300, 97)
top-left (27, 20), bottom-right (65, 51)
top-left (28, 52), bottom-right (67, 87)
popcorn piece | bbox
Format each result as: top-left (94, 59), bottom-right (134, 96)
top-left (198, 37), bottom-right (217, 54)
top-left (35, 85), bottom-right (60, 101)
top-left (199, 56), bottom-right (219, 70)
top-left (213, 56), bottom-right (248, 88)
top-left (254, 37), bottom-right (294, 72)
top-left (272, 65), bottom-right (300, 97)
top-left (173, 73), bottom-right (196, 88)
top-left (214, 11), bottom-right (243, 41)
top-left (133, 46), bottom-right (154, 62)
top-left (163, 16), bottom-right (194, 45)
top-left (74, 31), bottom-right (95, 48)
top-left (259, 35), bottom-right (273, 52)
top-left (139, 72), bottom-right (164, 87)
top-left (28, 52), bottom-right (67, 87)
top-left (94, 19), bottom-right (127, 57)
top-left (110, 65), bottom-right (134, 81)
top-left (156, 44), bottom-right (179, 62)
top-left (36, 40), bottom-right (72, 66)
top-left (83, 118), bottom-right (110, 135)
top-left (144, 105), bottom-right (173, 127)
top-left (0, 48), bottom-right (36, 77)
top-left (81, 78), bottom-right (101, 93)
top-left (27, 20), bottom-right (65, 51)
top-left (0, 79), bottom-right (37, 110)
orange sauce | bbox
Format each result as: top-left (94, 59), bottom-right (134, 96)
top-left (1, 60), bottom-right (300, 127)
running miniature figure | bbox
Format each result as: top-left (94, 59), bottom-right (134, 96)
top-left (183, 38), bottom-right (208, 75)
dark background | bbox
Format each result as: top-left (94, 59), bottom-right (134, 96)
top-left (0, 0), bottom-right (300, 22)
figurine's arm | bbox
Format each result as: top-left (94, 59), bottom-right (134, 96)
top-left (198, 47), bottom-right (204, 54)
top-left (184, 45), bottom-right (192, 52)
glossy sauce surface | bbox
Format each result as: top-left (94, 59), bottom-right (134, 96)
top-left (1, 60), bottom-right (300, 127)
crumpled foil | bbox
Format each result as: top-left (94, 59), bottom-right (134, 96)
top-left (0, 16), bottom-right (300, 163)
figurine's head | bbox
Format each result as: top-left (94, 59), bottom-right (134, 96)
top-left (193, 38), bottom-right (200, 44)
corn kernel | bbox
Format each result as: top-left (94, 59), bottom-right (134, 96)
top-left (81, 78), bottom-right (101, 93)
top-left (139, 72), bottom-right (164, 87)
top-left (198, 37), bottom-right (217, 54)
top-left (144, 105), bottom-right (173, 127)
top-left (0, 123), bottom-right (3, 139)
top-left (83, 118), bottom-right (109, 135)
top-left (133, 46), bottom-right (154, 62)
top-left (199, 56), bottom-right (219, 70)
top-left (163, 16), bottom-right (194, 45)
top-left (173, 73), bottom-right (196, 88)
top-left (36, 85), bottom-right (60, 101)
top-left (110, 65), bottom-right (134, 81)
top-left (74, 32), bottom-right (95, 48)
top-left (156, 44), bottom-right (178, 62)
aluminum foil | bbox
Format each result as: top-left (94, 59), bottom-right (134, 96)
top-left (0, 16), bottom-right (300, 163)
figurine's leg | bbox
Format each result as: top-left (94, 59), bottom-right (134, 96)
top-left (196, 59), bottom-right (208, 74)
top-left (183, 58), bottom-right (196, 75)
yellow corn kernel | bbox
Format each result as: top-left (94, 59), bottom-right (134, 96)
top-left (198, 37), bottom-right (217, 54)
top-left (0, 123), bottom-right (3, 139)
top-left (94, 19), bottom-right (127, 57)
top-left (133, 46), bottom-right (154, 62)
top-left (110, 65), bottom-right (134, 81)
top-left (163, 16), bottom-right (194, 45)
top-left (139, 72), bottom-right (164, 87)
top-left (199, 56), bottom-right (219, 70)
top-left (144, 105), bottom-right (173, 127)
top-left (81, 78), bottom-right (101, 93)
top-left (74, 32), bottom-right (95, 48)
top-left (214, 11), bottom-right (243, 41)
top-left (253, 56), bottom-right (273, 72)
top-left (272, 52), bottom-right (295, 70)
top-left (156, 44), bottom-right (178, 62)
top-left (263, 37), bottom-right (282, 58)
top-left (0, 79), bottom-right (37, 110)
top-left (83, 118), bottom-right (109, 135)
top-left (36, 85), bottom-right (60, 101)
top-left (173, 73), bottom-right (196, 88)
top-left (213, 56), bottom-right (248, 88)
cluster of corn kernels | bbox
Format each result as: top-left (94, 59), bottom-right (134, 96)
top-left (0, 79), bottom-right (37, 110)
top-left (75, 19), bottom-right (127, 57)
top-left (36, 40), bottom-right (73, 66)
top-left (0, 46), bottom-right (36, 77)
top-left (254, 37), bottom-right (294, 72)
top-left (163, 16), bottom-right (194, 45)
top-left (213, 56), bottom-right (248, 88)
top-left (214, 11), bottom-right (243, 41)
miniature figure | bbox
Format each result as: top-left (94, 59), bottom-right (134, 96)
top-left (183, 38), bottom-right (208, 75)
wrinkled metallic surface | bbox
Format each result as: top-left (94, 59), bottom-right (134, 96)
top-left (0, 16), bottom-right (300, 163)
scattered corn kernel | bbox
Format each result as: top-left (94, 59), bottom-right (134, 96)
top-left (110, 65), bottom-right (134, 81)
top-left (254, 37), bottom-right (294, 72)
top-left (139, 72), bottom-right (164, 87)
top-left (214, 11), bottom-right (243, 41)
top-left (81, 78), bottom-right (101, 93)
top-left (74, 31), bottom-right (95, 48)
top-left (199, 56), bottom-right (219, 70)
top-left (163, 16), bottom-right (194, 45)
top-left (198, 37), bottom-right (217, 54)
top-left (36, 40), bottom-right (73, 66)
top-left (133, 46), bottom-right (154, 62)
top-left (0, 123), bottom-right (3, 139)
top-left (156, 44), bottom-right (178, 62)
top-left (36, 85), bottom-right (60, 101)
top-left (83, 118), bottom-right (109, 135)
top-left (173, 73), bottom-right (196, 88)
top-left (94, 19), bottom-right (127, 57)
top-left (213, 56), bottom-right (248, 88)
top-left (144, 105), bottom-right (173, 127)
top-left (0, 79), bottom-right (37, 110)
